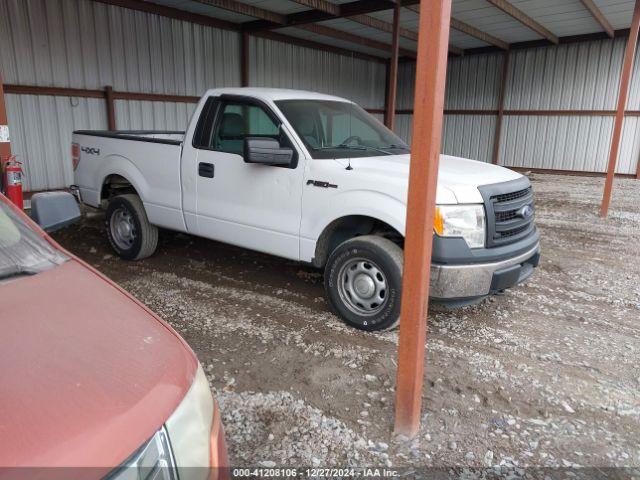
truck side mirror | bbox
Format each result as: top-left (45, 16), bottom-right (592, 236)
top-left (30, 192), bottom-right (81, 233)
top-left (244, 137), bottom-right (294, 167)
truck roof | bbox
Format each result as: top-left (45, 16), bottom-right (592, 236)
top-left (205, 87), bottom-right (352, 103)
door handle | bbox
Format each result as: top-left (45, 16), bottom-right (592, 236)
top-left (198, 162), bottom-right (214, 178)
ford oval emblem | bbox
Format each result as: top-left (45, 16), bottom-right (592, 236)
top-left (518, 205), bottom-right (533, 219)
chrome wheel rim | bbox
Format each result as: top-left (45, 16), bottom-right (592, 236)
top-left (110, 207), bottom-right (136, 250)
top-left (337, 257), bottom-right (388, 316)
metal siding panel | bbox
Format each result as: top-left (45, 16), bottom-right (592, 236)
top-left (628, 45), bottom-right (640, 110)
top-left (249, 36), bottom-right (386, 109)
top-left (398, 52), bottom-right (504, 111)
top-left (497, 115), bottom-right (633, 173)
top-left (395, 114), bottom-right (413, 144)
top-left (506, 38), bottom-right (626, 110)
top-left (394, 114), bottom-right (496, 164)
top-left (0, 0), bottom-right (239, 190)
top-left (114, 100), bottom-right (196, 131)
top-left (0, 0), bottom-right (240, 92)
top-left (5, 94), bottom-right (107, 191)
top-left (442, 114), bottom-right (497, 163)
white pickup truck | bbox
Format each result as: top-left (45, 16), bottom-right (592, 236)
top-left (72, 87), bottom-right (539, 331)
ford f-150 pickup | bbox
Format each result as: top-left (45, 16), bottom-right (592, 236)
top-left (72, 87), bottom-right (540, 331)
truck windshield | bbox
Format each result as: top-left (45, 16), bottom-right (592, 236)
top-left (0, 201), bottom-right (68, 281)
top-left (275, 100), bottom-right (409, 159)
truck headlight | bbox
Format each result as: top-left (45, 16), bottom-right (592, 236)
top-left (434, 205), bottom-right (485, 248)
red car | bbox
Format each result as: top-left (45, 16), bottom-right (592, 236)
top-left (0, 192), bottom-right (228, 478)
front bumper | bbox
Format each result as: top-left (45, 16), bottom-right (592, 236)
top-left (430, 242), bottom-right (540, 300)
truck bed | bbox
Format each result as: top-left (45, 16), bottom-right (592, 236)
top-left (73, 130), bottom-right (187, 232)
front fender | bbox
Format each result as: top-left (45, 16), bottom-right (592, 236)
top-left (299, 190), bottom-right (407, 263)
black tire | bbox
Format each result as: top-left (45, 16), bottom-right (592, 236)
top-left (105, 194), bottom-right (158, 260)
top-left (324, 235), bottom-right (403, 331)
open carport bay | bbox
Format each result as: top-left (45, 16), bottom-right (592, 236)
top-left (53, 173), bottom-right (640, 468)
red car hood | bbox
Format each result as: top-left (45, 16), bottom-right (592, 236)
top-left (0, 259), bottom-right (197, 468)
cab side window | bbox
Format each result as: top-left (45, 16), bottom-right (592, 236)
top-left (213, 102), bottom-right (280, 156)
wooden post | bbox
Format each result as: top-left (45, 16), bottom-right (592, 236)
top-left (105, 86), bottom-right (116, 131)
top-left (0, 73), bottom-right (10, 160)
top-left (384, 2), bottom-right (401, 131)
top-left (241, 31), bottom-right (250, 87)
top-left (601, 0), bottom-right (640, 216)
top-left (492, 50), bottom-right (510, 165)
top-left (394, 0), bottom-right (452, 437)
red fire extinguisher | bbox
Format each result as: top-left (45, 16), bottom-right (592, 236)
top-left (1, 155), bottom-right (24, 210)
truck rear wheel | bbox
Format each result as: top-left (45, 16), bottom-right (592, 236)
top-left (105, 194), bottom-right (158, 260)
top-left (324, 235), bottom-right (403, 331)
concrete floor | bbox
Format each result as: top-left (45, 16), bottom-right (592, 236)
top-left (53, 173), bottom-right (640, 470)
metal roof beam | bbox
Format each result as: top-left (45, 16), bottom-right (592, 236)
top-left (243, 0), bottom-right (419, 30)
top-left (193, 0), bottom-right (286, 24)
top-left (405, 4), bottom-right (508, 50)
top-left (95, 0), bottom-right (388, 63)
top-left (348, 14), bottom-right (418, 41)
top-left (286, 0), bottom-right (340, 16)
top-left (579, 0), bottom-right (614, 38)
top-left (450, 17), bottom-right (509, 50)
top-left (296, 23), bottom-right (418, 58)
top-left (485, 0), bottom-right (559, 44)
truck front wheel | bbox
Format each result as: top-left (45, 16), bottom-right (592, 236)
top-left (324, 235), bottom-right (403, 331)
top-left (105, 194), bottom-right (158, 260)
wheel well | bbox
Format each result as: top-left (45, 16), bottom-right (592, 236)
top-left (313, 215), bottom-right (403, 268)
top-left (100, 174), bottom-right (138, 206)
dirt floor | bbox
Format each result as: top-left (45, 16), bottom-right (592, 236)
top-left (52, 173), bottom-right (640, 471)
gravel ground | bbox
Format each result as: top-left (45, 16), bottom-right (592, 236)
top-left (52, 173), bottom-right (640, 471)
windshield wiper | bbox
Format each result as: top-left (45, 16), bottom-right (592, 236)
top-left (314, 144), bottom-right (392, 156)
top-left (380, 143), bottom-right (410, 151)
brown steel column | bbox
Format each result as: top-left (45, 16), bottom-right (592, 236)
top-left (241, 31), bottom-right (250, 87)
top-left (0, 73), bottom-right (11, 160)
top-left (105, 86), bottom-right (116, 131)
top-left (491, 50), bottom-right (510, 165)
top-left (394, 0), bottom-right (452, 437)
top-left (384, 2), bottom-right (401, 131)
top-left (384, 60), bottom-right (392, 126)
top-left (601, 0), bottom-right (640, 216)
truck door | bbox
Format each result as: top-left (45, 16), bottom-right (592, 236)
top-left (189, 96), bottom-right (305, 260)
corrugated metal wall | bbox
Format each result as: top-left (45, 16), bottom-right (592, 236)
top-left (1, 0), bottom-right (388, 191)
top-left (249, 36), bottom-right (386, 110)
top-left (396, 53), bottom-right (504, 164)
top-left (397, 37), bottom-right (640, 174)
top-left (3, 0), bottom-right (640, 189)
top-left (0, 0), bottom-right (240, 191)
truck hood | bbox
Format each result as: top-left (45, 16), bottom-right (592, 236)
top-left (0, 260), bottom-right (197, 469)
top-left (333, 153), bottom-right (523, 204)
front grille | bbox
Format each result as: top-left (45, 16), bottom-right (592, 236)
top-left (479, 179), bottom-right (536, 248)
top-left (493, 187), bottom-right (532, 204)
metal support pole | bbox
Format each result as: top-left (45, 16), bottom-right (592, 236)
top-left (105, 86), bottom-right (116, 131)
top-left (384, 2), bottom-right (401, 131)
top-left (601, 0), bottom-right (640, 216)
top-left (0, 73), bottom-right (11, 160)
top-left (241, 31), bottom-right (250, 87)
top-left (384, 60), bottom-right (392, 127)
top-left (394, 0), bottom-right (452, 437)
top-left (492, 50), bottom-right (510, 165)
